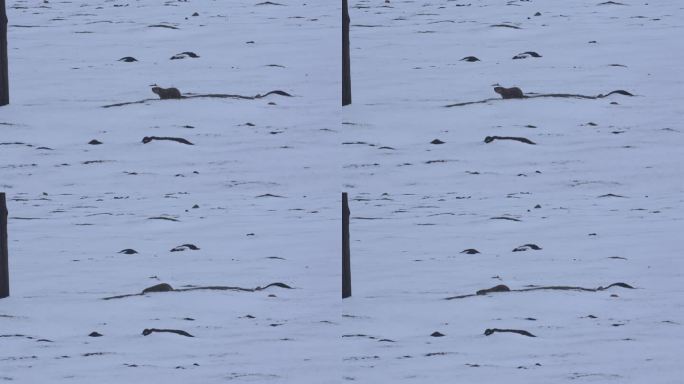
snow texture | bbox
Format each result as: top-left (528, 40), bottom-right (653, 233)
top-left (1, 0), bottom-right (684, 383)
top-left (341, 0), bottom-right (684, 383)
top-left (1, 0), bottom-right (338, 382)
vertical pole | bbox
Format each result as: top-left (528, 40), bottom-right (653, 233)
top-left (342, 193), bottom-right (351, 298)
top-left (0, 0), bottom-right (8, 106)
top-left (342, 0), bottom-right (351, 106)
top-left (0, 193), bottom-right (9, 298)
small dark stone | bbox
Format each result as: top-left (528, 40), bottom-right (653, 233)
top-left (431, 139), bottom-right (445, 145)
top-left (534, 204), bottom-right (541, 209)
top-left (513, 244), bottom-right (542, 252)
top-left (512, 51), bottom-right (542, 59)
top-left (484, 136), bottom-right (536, 145)
top-left (461, 248), bottom-right (480, 254)
top-left (192, 12), bottom-right (199, 16)
top-left (142, 283), bottom-right (174, 294)
top-left (476, 284), bottom-right (510, 295)
top-left (430, 331), bottom-right (445, 337)
top-left (88, 139), bottom-right (103, 145)
top-left (534, 12), bottom-right (541, 16)
top-left (170, 244), bottom-right (200, 252)
top-left (192, 204), bottom-right (199, 209)
top-left (118, 56), bottom-right (137, 62)
top-left (88, 331), bottom-right (103, 337)
top-left (460, 56), bottom-right (480, 62)
top-left (170, 52), bottom-right (200, 60)
top-left (118, 249), bottom-right (138, 255)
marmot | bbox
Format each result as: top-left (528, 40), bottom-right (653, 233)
top-left (494, 86), bottom-right (524, 99)
top-left (151, 86), bottom-right (182, 99)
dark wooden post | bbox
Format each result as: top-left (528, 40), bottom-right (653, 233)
top-left (0, 193), bottom-right (9, 298)
top-left (342, 0), bottom-right (351, 106)
top-left (0, 0), bottom-right (8, 106)
top-left (342, 193), bottom-right (351, 298)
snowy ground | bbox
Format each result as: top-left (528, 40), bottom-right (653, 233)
top-left (1, 1), bottom-right (338, 383)
top-left (341, 0), bottom-right (684, 383)
top-left (2, 0), bottom-right (684, 382)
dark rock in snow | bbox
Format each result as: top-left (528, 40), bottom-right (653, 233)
top-left (88, 139), bottom-right (103, 145)
top-left (142, 283), bottom-right (174, 294)
top-left (430, 139), bottom-right (445, 145)
top-left (512, 244), bottom-right (542, 252)
top-left (170, 51), bottom-right (200, 60)
top-left (430, 331), bottom-right (445, 337)
top-left (170, 244), bottom-right (200, 252)
top-left (460, 56), bottom-right (480, 62)
top-left (512, 51), bottom-right (542, 59)
top-left (88, 331), bottom-right (103, 337)
top-left (461, 249), bottom-right (480, 254)
top-left (118, 249), bottom-right (138, 254)
top-left (476, 284), bottom-right (510, 295)
top-left (118, 57), bottom-right (137, 62)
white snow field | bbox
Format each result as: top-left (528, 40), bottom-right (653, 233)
top-left (1, 0), bottom-right (339, 383)
top-left (341, 0), bottom-right (684, 383)
top-left (2, 0), bottom-right (684, 382)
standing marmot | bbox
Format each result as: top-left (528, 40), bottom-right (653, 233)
top-left (152, 86), bottom-right (182, 99)
top-left (494, 86), bottom-right (524, 99)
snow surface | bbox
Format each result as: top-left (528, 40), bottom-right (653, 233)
top-left (2, 0), bottom-right (684, 382)
top-left (341, 0), bottom-right (684, 383)
top-left (1, 0), bottom-right (339, 382)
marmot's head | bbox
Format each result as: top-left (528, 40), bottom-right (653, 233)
top-left (493, 87), bottom-right (505, 94)
top-left (151, 86), bottom-right (163, 94)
